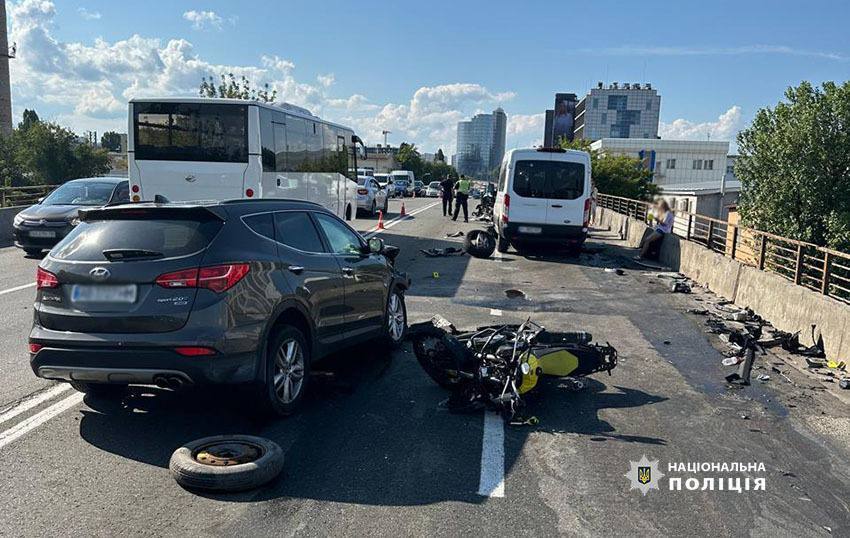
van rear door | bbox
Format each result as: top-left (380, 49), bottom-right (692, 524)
top-left (508, 153), bottom-right (553, 227)
top-left (540, 156), bottom-right (588, 227)
top-left (131, 102), bottom-right (250, 201)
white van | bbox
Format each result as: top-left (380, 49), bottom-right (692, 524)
top-left (492, 147), bottom-right (592, 253)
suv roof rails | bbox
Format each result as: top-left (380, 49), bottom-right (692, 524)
top-left (536, 147), bottom-right (567, 153)
top-left (220, 198), bottom-right (323, 208)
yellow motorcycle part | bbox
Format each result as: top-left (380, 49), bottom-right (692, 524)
top-left (518, 353), bottom-right (540, 394)
top-left (536, 349), bottom-right (580, 377)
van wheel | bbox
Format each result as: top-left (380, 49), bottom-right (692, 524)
top-left (69, 381), bottom-right (126, 399)
top-left (497, 235), bottom-right (510, 253)
top-left (263, 326), bottom-right (311, 416)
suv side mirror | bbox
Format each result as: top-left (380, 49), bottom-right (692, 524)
top-left (37, 197), bottom-right (45, 204)
top-left (368, 237), bottom-right (384, 254)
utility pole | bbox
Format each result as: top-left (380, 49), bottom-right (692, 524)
top-left (382, 130), bottom-right (391, 147)
top-left (0, 1), bottom-right (14, 138)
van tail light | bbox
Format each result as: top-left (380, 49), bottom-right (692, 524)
top-left (156, 264), bottom-right (250, 293)
top-left (583, 197), bottom-right (592, 229)
top-left (502, 193), bottom-right (510, 223)
top-left (174, 346), bottom-right (217, 356)
top-left (36, 267), bottom-right (59, 289)
top-left (357, 188), bottom-right (368, 195)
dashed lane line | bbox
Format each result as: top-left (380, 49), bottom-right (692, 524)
top-left (490, 309), bottom-right (503, 316)
top-left (0, 384), bottom-right (73, 427)
top-left (0, 282), bottom-right (36, 296)
top-left (0, 392), bottom-right (84, 450)
top-left (477, 411), bottom-right (506, 497)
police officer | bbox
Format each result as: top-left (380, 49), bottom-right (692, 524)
top-left (452, 175), bottom-right (471, 223)
top-left (439, 176), bottom-right (455, 217)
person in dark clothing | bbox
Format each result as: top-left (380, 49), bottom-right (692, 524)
top-left (439, 176), bottom-right (455, 217)
top-left (452, 175), bottom-right (471, 223)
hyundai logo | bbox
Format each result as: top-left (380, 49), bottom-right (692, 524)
top-left (185, 175), bottom-right (197, 183)
top-left (89, 267), bottom-right (111, 282)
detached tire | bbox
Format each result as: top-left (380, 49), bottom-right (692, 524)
top-left (464, 230), bottom-right (496, 258)
top-left (169, 435), bottom-right (284, 492)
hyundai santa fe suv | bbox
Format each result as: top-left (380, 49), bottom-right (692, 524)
top-left (29, 199), bottom-right (409, 416)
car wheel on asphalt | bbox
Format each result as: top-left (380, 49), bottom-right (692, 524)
top-left (382, 287), bottom-right (407, 348)
top-left (263, 326), bottom-right (310, 416)
top-left (169, 434), bottom-right (284, 492)
top-left (23, 248), bottom-right (42, 257)
top-left (370, 200), bottom-right (376, 216)
top-left (464, 229), bottom-right (496, 258)
top-left (382, 196), bottom-right (389, 213)
top-left (497, 234), bottom-right (510, 253)
top-left (68, 380), bottom-right (127, 399)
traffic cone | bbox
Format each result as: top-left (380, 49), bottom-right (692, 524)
top-left (400, 202), bottom-right (406, 217)
top-left (377, 210), bottom-right (385, 230)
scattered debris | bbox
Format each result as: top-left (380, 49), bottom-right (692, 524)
top-left (757, 373), bottom-right (771, 383)
top-left (505, 289), bottom-right (526, 299)
top-left (604, 267), bottom-right (625, 275)
top-left (687, 308), bottom-right (709, 315)
top-left (806, 358), bottom-right (828, 369)
top-left (839, 378), bottom-right (849, 390)
top-left (722, 357), bottom-right (742, 366)
top-left (663, 340), bottom-right (671, 345)
top-left (420, 247), bottom-right (465, 257)
top-left (670, 281), bottom-right (691, 294)
top-left (445, 231), bottom-right (464, 238)
top-left (432, 272), bottom-right (440, 279)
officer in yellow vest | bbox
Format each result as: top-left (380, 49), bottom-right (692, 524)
top-left (452, 175), bottom-right (471, 222)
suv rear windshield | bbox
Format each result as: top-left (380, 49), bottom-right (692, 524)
top-left (134, 102), bottom-right (248, 163)
top-left (513, 160), bottom-right (585, 200)
top-left (52, 219), bottom-right (223, 261)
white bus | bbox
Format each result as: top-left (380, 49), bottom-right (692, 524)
top-left (128, 98), bottom-right (361, 220)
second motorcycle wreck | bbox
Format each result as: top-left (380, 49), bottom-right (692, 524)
top-left (409, 316), bottom-right (619, 424)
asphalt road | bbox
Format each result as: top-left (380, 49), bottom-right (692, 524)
top-left (1, 196), bottom-right (849, 537)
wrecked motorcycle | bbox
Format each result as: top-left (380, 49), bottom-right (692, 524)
top-left (410, 316), bottom-right (618, 422)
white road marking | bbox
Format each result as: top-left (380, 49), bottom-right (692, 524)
top-left (0, 282), bottom-right (36, 296)
top-left (477, 411), bottom-right (505, 497)
top-left (489, 309), bottom-right (503, 316)
top-left (0, 392), bottom-right (84, 450)
top-left (364, 201), bottom-right (440, 238)
top-left (0, 384), bottom-right (73, 427)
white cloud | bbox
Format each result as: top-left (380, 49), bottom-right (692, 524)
top-left (506, 113), bottom-right (544, 149)
top-left (660, 105), bottom-right (743, 143)
top-left (7, 0), bottom-right (514, 154)
top-left (182, 10), bottom-right (223, 30)
top-left (77, 7), bottom-right (101, 20)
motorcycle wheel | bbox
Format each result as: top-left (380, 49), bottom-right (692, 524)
top-left (464, 229), bottom-right (496, 258)
top-left (411, 326), bottom-right (471, 390)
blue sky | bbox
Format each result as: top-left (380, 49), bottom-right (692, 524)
top-left (6, 0), bottom-right (850, 154)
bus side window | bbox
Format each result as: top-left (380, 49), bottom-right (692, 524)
top-left (322, 123), bottom-right (336, 171)
top-left (274, 123), bottom-right (287, 173)
top-left (305, 121), bottom-right (323, 170)
top-left (285, 115), bottom-right (307, 172)
top-left (259, 108), bottom-right (275, 172)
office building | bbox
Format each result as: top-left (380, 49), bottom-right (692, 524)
top-left (455, 108), bottom-right (507, 178)
top-left (574, 83), bottom-right (660, 141)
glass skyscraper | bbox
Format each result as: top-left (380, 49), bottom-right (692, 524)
top-left (455, 108), bottom-right (507, 179)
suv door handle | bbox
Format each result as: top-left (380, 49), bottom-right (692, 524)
top-left (551, 204), bottom-right (563, 208)
top-left (287, 265), bottom-right (304, 274)
top-left (342, 267), bottom-right (354, 276)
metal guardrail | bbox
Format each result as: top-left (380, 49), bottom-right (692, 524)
top-left (0, 185), bottom-right (53, 208)
top-left (597, 193), bottom-right (850, 304)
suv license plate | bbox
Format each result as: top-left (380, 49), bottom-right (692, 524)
top-left (29, 230), bottom-right (56, 238)
top-left (519, 226), bottom-right (542, 234)
top-left (71, 284), bottom-right (137, 304)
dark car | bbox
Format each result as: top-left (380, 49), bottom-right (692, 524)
top-left (29, 199), bottom-right (409, 416)
top-left (13, 177), bottom-right (129, 256)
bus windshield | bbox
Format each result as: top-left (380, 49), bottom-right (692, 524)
top-left (134, 102), bottom-right (248, 163)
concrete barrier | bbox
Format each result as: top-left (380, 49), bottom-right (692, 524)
top-left (597, 207), bottom-right (850, 360)
top-left (0, 205), bottom-right (24, 247)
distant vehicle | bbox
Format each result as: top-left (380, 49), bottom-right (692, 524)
top-left (492, 147), bottom-right (592, 254)
top-left (426, 181), bottom-right (441, 197)
top-left (374, 173), bottom-right (391, 189)
top-left (413, 181), bottom-right (425, 196)
top-left (350, 167), bottom-right (375, 178)
top-left (128, 98), bottom-right (361, 221)
top-left (29, 199), bottom-right (409, 416)
top-left (390, 170), bottom-right (415, 197)
top-left (356, 175), bottom-right (389, 217)
top-left (12, 177), bottom-right (129, 256)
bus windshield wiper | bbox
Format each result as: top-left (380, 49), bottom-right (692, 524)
top-left (102, 249), bottom-right (164, 261)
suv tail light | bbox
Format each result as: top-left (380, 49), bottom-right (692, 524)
top-left (583, 197), bottom-right (592, 229)
top-left (174, 346), bottom-right (217, 356)
top-left (36, 267), bottom-right (59, 289)
top-left (502, 193), bottom-right (510, 223)
top-left (156, 264), bottom-right (250, 293)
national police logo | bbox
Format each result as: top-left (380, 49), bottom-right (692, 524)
top-left (625, 455), bottom-right (664, 496)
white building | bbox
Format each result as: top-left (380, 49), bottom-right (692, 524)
top-left (590, 138), bottom-right (739, 219)
top-left (574, 83), bottom-right (661, 141)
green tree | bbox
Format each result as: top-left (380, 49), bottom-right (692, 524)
top-left (18, 109), bottom-right (40, 131)
top-left (100, 131), bottom-right (122, 152)
top-left (199, 73), bottom-right (277, 103)
top-left (737, 81), bottom-right (850, 250)
top-left (560, 138), bottom-right (657, 200)
top-left (435, 148), bottom-right (445, 163)
top-left (396, 142), bottom-right (425, 178)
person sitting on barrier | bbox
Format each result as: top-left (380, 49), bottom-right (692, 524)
top-left (638, 200), bottom-right (674, 260)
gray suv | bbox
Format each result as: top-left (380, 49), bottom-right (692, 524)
top-left (29, 199), bottom-right (409, 416)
